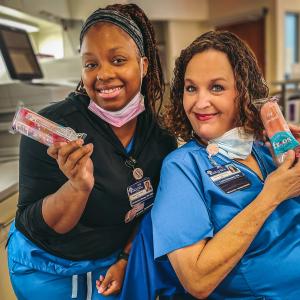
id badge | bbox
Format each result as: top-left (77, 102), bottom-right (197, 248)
top-left (125, 177), bottom-right (154, 223)
top-left (206, 163), bottom-right (251, 194)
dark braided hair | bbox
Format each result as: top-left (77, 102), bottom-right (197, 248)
top-left (164, 30), bottom-right (269, 142)
top-left (76, 3), bottom-right (164, 116)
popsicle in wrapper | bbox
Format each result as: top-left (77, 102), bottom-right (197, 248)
top-left (254, 96), bottom-right (300, 164)
top-left (10, 106), bottom-right (86, 146)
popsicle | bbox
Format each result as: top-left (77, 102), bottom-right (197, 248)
top-left (10, 106), bottom-right (86, 146)
top-left (255, 96), bottom-right (300, 164)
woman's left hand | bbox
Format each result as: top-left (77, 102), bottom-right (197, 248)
top-left (96, 259), bottom-right (127, 295)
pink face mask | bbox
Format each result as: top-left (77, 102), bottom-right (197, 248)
top-left (88, 58), bottom-right (145, 127)
top-left (88, 92), bottom-right (145, 127)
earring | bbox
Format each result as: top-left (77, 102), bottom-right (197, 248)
top-left (75, 80), bottom-right (87, 95)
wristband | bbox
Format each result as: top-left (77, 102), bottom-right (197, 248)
top-left (118, 251), bottom-right (129, 261)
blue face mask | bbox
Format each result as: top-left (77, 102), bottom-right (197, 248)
top-left (208, 127), bottom-right (254, 160)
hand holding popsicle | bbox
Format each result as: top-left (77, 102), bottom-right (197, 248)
top-left (47, 140), bottom-right (95, 193)
top-left (255, 96), bottom-right (300, 164)
top-left (263, 149), bottom-right (300, 202)
top-left (10, 106), bottom-right (94, 192)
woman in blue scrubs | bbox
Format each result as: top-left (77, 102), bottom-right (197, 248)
top-left (151, 31), bottom-right (300, 299)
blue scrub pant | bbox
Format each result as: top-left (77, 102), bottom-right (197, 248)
top-left (7, 222), bottom-right (119, 300)
top-left (8, 260), bottom-right (119, 300)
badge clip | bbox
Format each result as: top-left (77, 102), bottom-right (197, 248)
top-left (125, 156), bottom-right (144, 180)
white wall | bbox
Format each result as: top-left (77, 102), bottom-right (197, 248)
top-left (166, 21), bottom-right (211, 81)
top-left (0, 0), bottom-right (24, 12)
top-left (67, 0), bottom-right (127, 20)
top-left (67, 0), bottom-right (209, 21)
top-left (275, 0), bottom-right (300, 81)
top-left (128, 0), bottom-right (209, 21)
top-left (36, 27), bottom-right (64, 58)
top-left (1, 0), bottom-right (208, 20)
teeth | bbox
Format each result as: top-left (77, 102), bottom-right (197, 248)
top-left (99, 87), bottom-right (121, 94)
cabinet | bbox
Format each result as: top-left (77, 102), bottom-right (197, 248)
top-left (0, 160), bottom-right (18, 300)
top-left (0, 192), bottom-right (18, 300)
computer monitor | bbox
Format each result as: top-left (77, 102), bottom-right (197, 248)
top-left (0, 25), bottom-right (43, 81)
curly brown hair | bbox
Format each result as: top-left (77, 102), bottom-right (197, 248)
top-left (76, 3), bottom-right (164, 116)
top-left (164, 30), bottom-right (269, 141)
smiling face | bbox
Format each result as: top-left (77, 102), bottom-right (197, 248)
top-left (80, 22), bottom-right (148, 111)
top-left (183, 49), bottom-right (238, 143)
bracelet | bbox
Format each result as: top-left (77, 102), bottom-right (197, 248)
top-left (118, 251), bottom-right (129, 261)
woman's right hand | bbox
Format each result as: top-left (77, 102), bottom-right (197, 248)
top-left (47, 139), bottom-right (94, 193)
top-left (263, 150), bottom-right (300, 203)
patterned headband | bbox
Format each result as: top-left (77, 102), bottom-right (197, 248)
top-left (80, 9), bottom-right (145, 56)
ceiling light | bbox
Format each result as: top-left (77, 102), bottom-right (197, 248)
top-left (0, 18), bottom-right (39, 32)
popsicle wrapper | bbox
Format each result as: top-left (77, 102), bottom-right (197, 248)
top-left (10, 106), bottom-right (86, 146)
top-left (253, 96), bottom-right (300, 163)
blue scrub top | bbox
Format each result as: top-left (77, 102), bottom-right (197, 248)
top-left (152, 140), bottom-right (300, 299)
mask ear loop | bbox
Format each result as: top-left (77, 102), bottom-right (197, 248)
top-left (140, 57), bottom-right (144, 95)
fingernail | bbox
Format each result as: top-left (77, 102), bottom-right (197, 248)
top-left (99, 286), bottom-right (104, 293)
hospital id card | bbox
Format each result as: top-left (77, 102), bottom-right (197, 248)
top-left (127, 177), bottom-right (154, 207)
top-left (206, 163), bottom-right (251, 193)
top-left (125, 177), bottom-right (154, 223)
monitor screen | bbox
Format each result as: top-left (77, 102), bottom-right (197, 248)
top-left (0, 25), bottom-right (43, 80)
